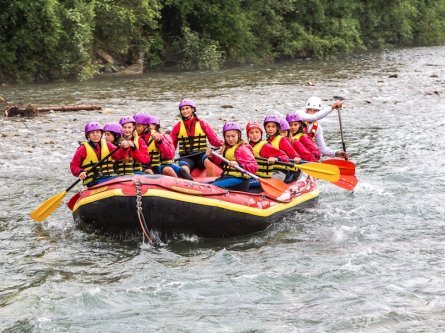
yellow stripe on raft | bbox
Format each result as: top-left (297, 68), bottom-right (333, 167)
top-left (73, 187), bottom-right (319, 217)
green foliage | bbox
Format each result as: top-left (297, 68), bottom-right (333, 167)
top-left (1, 0), bottom-right (445, 83)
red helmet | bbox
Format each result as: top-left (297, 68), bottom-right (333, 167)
top-left (246, 121), bottom-right (263, 134)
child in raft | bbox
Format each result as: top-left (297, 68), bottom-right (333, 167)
top-left (297, 96), bottom-right (348, 159)
top-left (245, 120), bottom-right (289, 178)
top-left (146, 115), bottom-right (191, 179)
top-left (263, 115), bottom-right (301, 182)
top-left (285, 113), bottom-right (321, 161)
top-left (278, 118), bottom-right (317, 162)
top-left (117, 116), bottom-right (150, 175)
top-left (206, 122), bottom-right (258, 191)
top-left (170, 99), bottom-right (223, 177)
top-left (70, 122), bottom-right (125, 187)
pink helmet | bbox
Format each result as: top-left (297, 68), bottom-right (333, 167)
top-left (246, 121), bottom-right (263, 134)
top-left (103, 122), bottom-right (123, 137)
top-left (119, 116), bottom-right (136, 126)
top-left (133, 112), bottom-right (151, 125)
top-left (84, 122), bottom-right (103, 138)
top-left (263, 114), bottom-right (281, 126)
top-left (279, 119), bottom-right (290, 131)
top-left (148, 115), bottom-right (160, 126)
top-left (179, 99), bottom-right (196, 110)
top-left (223, 122), bottom-right (241, 134)
top-left (286, 113), bottom-right (303, 123)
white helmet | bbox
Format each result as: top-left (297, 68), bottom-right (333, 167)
top-left (306, 96), bottom-right (322, 110)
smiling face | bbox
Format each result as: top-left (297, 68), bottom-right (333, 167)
top-left (264, 122), bottom-right (279, 137)
top-left (224, 130), bottom-right (240, 146)
top-left (247, 128), bottom-right (262, 143)
top-left (180, 105), bottom-right (194, 119)
top-left (122, 123), bottom-right (135, 138)
top-left (88, 130), bottom-right (102, 143)
top-left (289, 121), bottom-right (301, 135)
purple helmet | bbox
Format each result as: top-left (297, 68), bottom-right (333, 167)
top-left (119, 116), bottom-right (136, 126)
top-left (103, 122), bottom-right (123, 137)
top-left (263, 114), bottom-right (281, 126)
top-left (84, 122), bottom-right (103, 138)
top-left (223, 122), bottom-right (241, 133)
top-left (286, 113), bottom-right (303, 123)
top-left (133, 112), bottom-right (151, 125)
top-left (148, 115), bottom-right (160, 126)
top-left (179, 99), bottom-right (196, 110)
top-left (279, 119), bottom-right (290, 131)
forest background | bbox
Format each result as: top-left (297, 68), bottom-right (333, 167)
top-left (1, 0), bottom-right (445, 83)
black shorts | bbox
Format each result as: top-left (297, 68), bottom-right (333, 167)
top-left (178, 152), bottom-right (207, 170)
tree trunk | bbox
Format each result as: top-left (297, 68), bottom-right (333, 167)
top-left (4, 104), bottom-right (102, 117)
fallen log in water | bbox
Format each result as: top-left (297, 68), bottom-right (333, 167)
top-left (4, 104), bottom-right (102, 117)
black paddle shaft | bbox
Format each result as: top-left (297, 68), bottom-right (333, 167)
top-left (65, 146), bottom-right (121, 192)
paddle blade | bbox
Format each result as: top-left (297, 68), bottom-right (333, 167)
top-left (323, 159), bottom-right (355, 176)
top-left (30, 190), bottom-right (67, 222)
top-left (259, 178), bottom-right (289, 198)
top-left (333, 175), bottom-right (358, 191)
top-left (296, 162), bottom-right (340, 182)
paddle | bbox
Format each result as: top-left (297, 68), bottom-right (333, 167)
top-left (173, 150), bottom-right (208, 162)
top-left (333, 175), bottom-right (358, 191)
top-left (257, 158), bottom-right (340, 183)
top-left (30, 146), bottom-right (121, 222)
top-left (212, 152), bottom-right (288, 199)
top-left (322, 159), bottom-right (355, 176)
top-left (337, 107), bottom-right (348, 160)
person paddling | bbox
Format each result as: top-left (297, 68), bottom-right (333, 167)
top-left (297, 97), bottom-right (348, 159)
top-left (70, 122), bottom-right (124, 187)
top-left (206, 122), bottom-right (258, 191)
top-left (170, 99), bottom-right (223, 177)
top-left (286, 113), bottom-right (321, 161)
top-left (279, 118), bottom-right (316, 162)
top-left (264, 115), bottom-right (301, 182)
top-left (246, 121), bottom-right (289, 185)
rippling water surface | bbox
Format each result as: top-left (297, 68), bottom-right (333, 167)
top-left (1, 46), bottom-right (444, 332)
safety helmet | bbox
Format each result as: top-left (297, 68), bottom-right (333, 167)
top-left (305, 96), bottom-right (322, 110)
top-left (223, 122), bottom-right (241, 134)
top-left (119, 116), bottom-right (136, 126)
top-left (84, 122), bottom-right (103, 139)
top-left (133, 112), bottom-right (151, 125)
top-left (279, 119), bottom-right (290, 131)
top-left (263, 114), bottom-right (281, 126)
top-left (246, 121), bottom-right (263, 134)
top-left (178, 99), bottom-right (196, 110)
top-left (285, 113), bottom-right (303, 123)
top-left (148, 115), bottom-right (160, 126)
top-left (103, 122), bottom-right (123, 137)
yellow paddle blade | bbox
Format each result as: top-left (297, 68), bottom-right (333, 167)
top-left (30, 190), bottom-right (67, 222)
top-left (295, 162), bottom-right (340, 182)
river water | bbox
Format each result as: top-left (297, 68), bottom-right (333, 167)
top-left (1, 46), bottom-right (444, 332)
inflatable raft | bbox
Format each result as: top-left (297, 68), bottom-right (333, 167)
top-left (68, 172), bottom-right (319, 238)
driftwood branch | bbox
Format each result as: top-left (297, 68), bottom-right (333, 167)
top-left (4, 104), bottom-right (102, 117)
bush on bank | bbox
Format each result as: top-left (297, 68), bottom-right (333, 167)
top-left (1, 0), bottom-right (445, 83)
